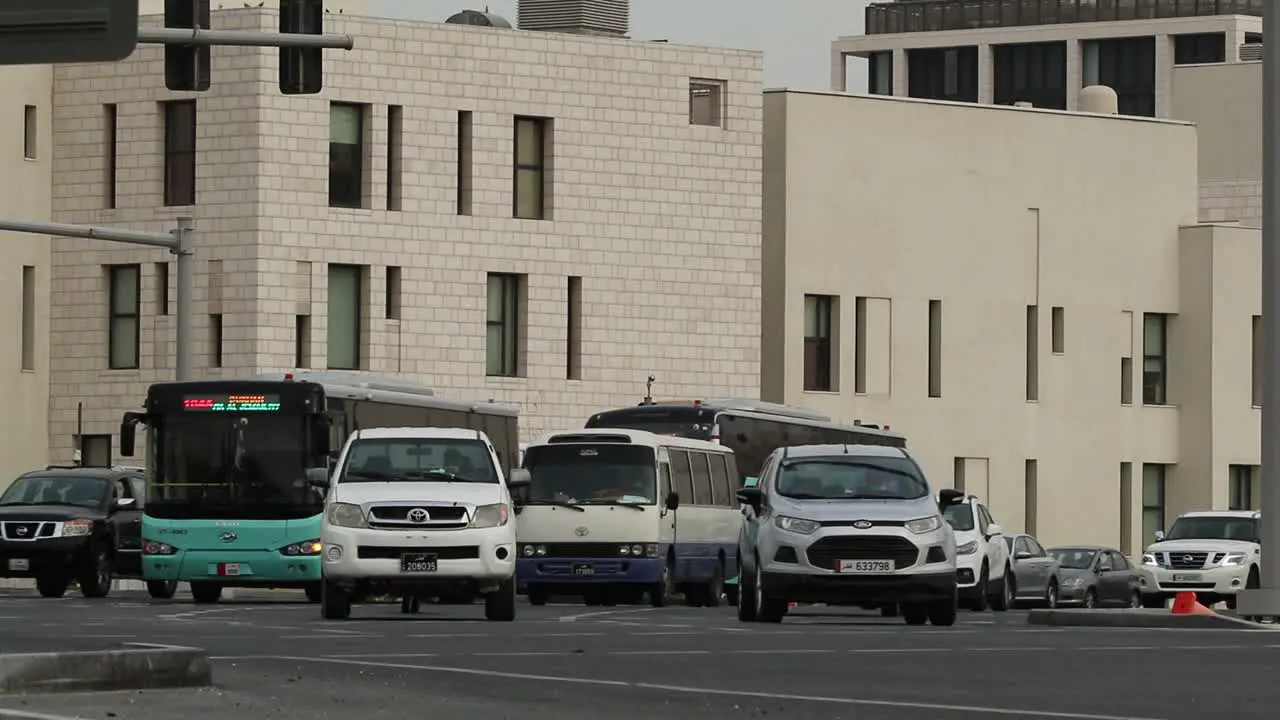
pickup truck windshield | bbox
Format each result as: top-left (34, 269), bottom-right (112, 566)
top-left (340, 438), bottom-right (497, 484)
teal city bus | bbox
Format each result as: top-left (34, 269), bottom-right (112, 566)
top-left (119, 371), bottom-right (520, 604)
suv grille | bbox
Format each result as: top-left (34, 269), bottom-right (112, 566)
top-left (805, 535), bottom-right (919, 570)
top-left (0, 522), bottom-right (57, 541)
top-left (1165, 552), bottom-right (1208, 569)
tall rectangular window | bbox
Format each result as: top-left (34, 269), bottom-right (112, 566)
top-left (1142, 313), bottom-right (1168, 405)
top-left (104, 104), bottom-right (117, 209)
top-left (486, 273), bottom-right (522, 377)
top-left (162, 100), bottom-right (196, 206)
top-left (386, 105), bottom-right (402, 211)
top-left (1253, 315), bottom-right (1263, 406)
top-left (867, 52), bottom-right (893, 95)
top-left (1082, 37), bottom-right (1156, 117)
top-left (928, 299), bottom-right (942, 397)
top-left (908, 46), bottom-right (979, 102)
top-left (1121, 357), bottom-right (1134, 405)
top-left (209, 314), bottom-right (223, 368)
top-left (566, 275), bottom-right (582, 380)
top-left (1051, 306), bottom-right (1065, 354)
top-left (1024, 459), bottom-right (1038, 536)
top-left (1119, 462), bottom-right (1133, 555)
top-left (385, 266), bottom-right (401, 320)
top-left (107, 264), bottom-right (141, 370)
top-left (992, 42), bottom-right (1068, 110)
top-left (803, 294), bottom-right (835, 392)
top-left (457, 111), bottom-right (473, 215)
top-left (1141, 463), bottom-right (1167, 546)
top-left (513, 116), bottom-right (548, 220)
top-left (295, 314), bottom-right (311, 368)
top-left (329, 103), bottom-right (364, 208)
top-left (156, 262), bottom-right (170, 315)
top-left (327, 264), bottom-right (362, 369)
top-left (1026, 305), bottom-right (1038, 401)
top-left (1229, 465), bottom-right (1258, 511)
top-left (23, 105), bottom-right (36, 159)
top-left (854, 296), bottom-right (868, 394)
top-left (20, 266), bottom-right (34, 371)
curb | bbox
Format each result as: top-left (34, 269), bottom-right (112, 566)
top-left (0, 644), bottom-right (211, 694)
top-left (1028, 608), bottom-right (1279, 630)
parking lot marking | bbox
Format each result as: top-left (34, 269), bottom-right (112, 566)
top-left (558, 607), bottom-right (662, 622)
top-left (0, 708), bottom-right (91, 720)
top-left (267, 655), bottom-right (1166, 719)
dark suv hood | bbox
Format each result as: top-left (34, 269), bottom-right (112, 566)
top-left (0, 504), bottom-right (107, 522)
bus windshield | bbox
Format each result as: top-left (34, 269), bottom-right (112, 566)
top-left (148, 414), bottom-right (322, 520)
top-left (523, 444), bottom-right (657, 505)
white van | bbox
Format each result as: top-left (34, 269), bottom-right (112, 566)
top-left (515, 429), bottom-right (739, 607)
top-left (317, 426), bottom-right (531, 621)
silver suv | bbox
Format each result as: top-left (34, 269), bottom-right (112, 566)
top-left (736, 444), bottom-right (964, 626)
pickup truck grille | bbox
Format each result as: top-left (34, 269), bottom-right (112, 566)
top-left (805, 535), bottom-right (919, 570)
top-left (367, 504), bottom-right (468, 530)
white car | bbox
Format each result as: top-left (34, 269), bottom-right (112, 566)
top-left (943, 496), bottom-right (1012, 611)
top-left (1138, 510), bottom-right (1261, 609)
top-left (316, 427), bottom-right (531, 621)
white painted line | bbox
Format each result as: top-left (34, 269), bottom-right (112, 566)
top-left (318, 653), bottom-right (441, 659)
top-left (608, 650), bottom-right (712, 656)
top-left (471, 651), bottom-right (580, 657)
top-left (407, 633), bottom-right (490, 639)
top-left (269, 656), bottom-right (1166, 720)
top-left (277, 634), bottom-right (381, 640)
top-left (557, 607), bottom-right (662, 622)
top-left (0, 708), bottom-right (92, 720)
top-left (124, 642), bottom-right (198, 650)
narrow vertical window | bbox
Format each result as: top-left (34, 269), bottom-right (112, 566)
top-left (486, 273), bottom-right (522, 377)
top-left (1024, 459), bottom-right (1037, 536)
top-left (329, 103), bottom-right (364, 208)
top-left (21, 266), bottom-right (34, 371)
top-left (854, 296), bottom-right (868, 394)
top-left (386, 105), bottom-right (402, 211)
top-left (1051, 306), bottom-right (1065, 354)
top-left (803, 294), bottom-right (836, 392)
top-left (1119, 463), bottom-right (1133, 555)
top-left (1121, 357), bottom-right (1134, 405)
top-left (1253, 314), bottom-right (1263, 406)
top-left (23, 105), bottom-right (36, 159)
top-left (104, 104), bottom-right (117, 209)
top-left (1026, 305), bottom-right (1039, 401)
top-left (156, 262), bottom-right (170, 315)
top-left (385, 266), bottom-right (401, 320)
top-left (928, 299), bottom-right (942, 397)
top-left (107, 264), bottom-right (141, 370)
top-left (295, 314), bottom-right (312, 368)
top-left (327, 264), bottom-right (362, 369)
top-left (1142, 313), bottom-right (1168, 405)
top-left (513, 116), bottom-right (548, 220)
top-left (566, 275), bottom-right (582, 380)
top-left (1141, 464), bottom-right (1166, 545)
top-left (457, 111), bottom-right (473, 215)
top-left (209, 314), bottom-right (223, 368)
top-left (162, 100), bottom-right (196, 206)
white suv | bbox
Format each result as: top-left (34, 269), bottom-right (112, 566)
top-left (1138, 510), bottom-right (1261, 609)
top-left (735, 444), bottom-right (964, 627)
top-left (943, 496), bottom-right (1012, 612)
top-left (317, 427), bottom-right (530, 621)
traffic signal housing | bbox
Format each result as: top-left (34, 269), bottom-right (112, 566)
top-left (164, 0), bottom-right (210, 91)
top-left (280, 0), bottom-right (323, 94)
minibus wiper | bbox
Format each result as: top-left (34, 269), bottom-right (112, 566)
top-left (592, 500), bottom-right (645, 511)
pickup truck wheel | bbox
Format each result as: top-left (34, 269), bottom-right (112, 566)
top-left (321, 580), bottom-right (351, 620)
top-left (146, 580), bottom-right (178, 600)
top-left (78, 546), bottom-right (113, 598)
top-left (485, 577), bottom-right (516, 621)
top-left (190, 582), bottom-right (222, 604)
top-left (527, 587), bottom-right (549, 606)
top-left (880, 603), bottom-right (899, 617)
top-left (901, 602), bottom-right (928, 625)
top-left (35, 573), bottom-right (68, 598)
top-left (304, 582), bottom-right (322, 603)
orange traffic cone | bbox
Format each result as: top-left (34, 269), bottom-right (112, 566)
top-left (1170, 591), bottom-right (1216, 615)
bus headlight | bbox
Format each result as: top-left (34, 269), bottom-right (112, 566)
top-left (470, 504), bottom-right (510, 528)
top-left (280, 539), bottom-right (323, 556)
top-left (326, 503), bottom-right (367, 528)
top-left (142, 540), bottom-right (178, 556)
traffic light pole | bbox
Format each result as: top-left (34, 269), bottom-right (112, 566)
top-left (0, 217), bottom-right (196, 382)
top-left (137, 27), bottom-right (354, 50)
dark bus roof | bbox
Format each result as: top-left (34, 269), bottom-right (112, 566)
top-left (588, 400), bottom-right (904, 442)
top-left (591, 398), bottom-right (831, 422)
top-left (146, 379), bottom-right (322, 397)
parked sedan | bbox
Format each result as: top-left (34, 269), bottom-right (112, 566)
top-left (1002, 534), bottom-right (1061, 608)
top-left (1047, 546), bottom-right (1142, 608)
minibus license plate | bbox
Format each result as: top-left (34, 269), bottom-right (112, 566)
top-left (7, 559), bottom-right (28, 571)
top-left (572, 564), bottom-right (594, 576)
top-left (401, 553), bottom-right (438, 573)
top-left (837, 559), bottom-right (892, 573)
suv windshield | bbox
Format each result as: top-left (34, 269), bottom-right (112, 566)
top-left (523, 444), bottom-right (656, 505)
top-left (0, 476), bottom-right (111, 509)
top-left (340, 438), bottom-right (497, 483)
top-left (1049, 548), bottom-right (1098, 570)
top-left (943, 503), bottom-right (974, 531)
top-left (774, 456), bottom-right (928, 500)
top-left (1163, 516), bottom-right (1258, 542)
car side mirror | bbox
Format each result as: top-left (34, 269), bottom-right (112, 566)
top-left (938, 488), bottom-right (964, 508)
top-left (1014, 550), bottom-right (1032, 560)
top-left (986, 523), bottom-right (1004, 538)
top-left (1095, 565), bottom-right (1110, 574)
top-left (1153, 530), bottom-right (1165, 542)
top-left (664, 491), bottom-right (680, 511)
top-left (507, 468), bottom-right (532, 505)
top-left (114, 497), bottom-right (136, 510)
top-left (736, 486), bottom-right (763, 508)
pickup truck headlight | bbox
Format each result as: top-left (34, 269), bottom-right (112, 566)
top-left (326, 503), bottom-right (367, 528)
top-left (956, 540), bottom-right (978, 555)
top-left (1221, 552), bottom-right (1249, 567)
top-left (60, 519), bottom-right (92, 538)
top-left (775, 515), bottom-right (819, 535)
top-left (905, 516), bottom-right (942, 534)
top-left (470, 503), bottom-right (510, 528)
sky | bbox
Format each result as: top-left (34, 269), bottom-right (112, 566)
top-left (368, 0), bottom-right (871, 91)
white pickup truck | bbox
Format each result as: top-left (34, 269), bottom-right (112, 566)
top-left (1138, 510), bottom-right (1260, 609)
top-left (316, 426), bottom-right (531, 621)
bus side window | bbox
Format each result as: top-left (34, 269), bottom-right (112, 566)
top-left (668, 449), bottom-right (694, 505)
top-left (658, 463), bottom-right (672, 499)
top-left (726, 454), bottom-right (741, 487)
top-left (690, 451), bottom-right (713, 505)
top-left (709, 453), bottom-right (732, 506)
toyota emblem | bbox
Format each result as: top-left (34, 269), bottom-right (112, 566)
top-left (219, 532), bottom-right (237, 543)
top-left (407, 508), bottom-right (430, 524)
top-left (852, 520), bottom-right (873, 529)
top-left (574, 526), bottom-right (589, 537)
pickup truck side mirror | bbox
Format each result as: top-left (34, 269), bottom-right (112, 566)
top-left (986, 523), bottom-right (1004, 540)
top-left (508, 468), bottom-right (532, 505)
top-left (664, 491), bottom-right (680, 511)
top-left (114, 497), bottom-right (137, 510)
top-left (304, 467), bottom-right (330, 490)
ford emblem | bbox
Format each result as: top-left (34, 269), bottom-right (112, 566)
top-left (853, 520), bottom-right (873, 529)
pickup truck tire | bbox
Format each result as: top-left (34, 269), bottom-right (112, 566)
top-left (321, 580), bottom-right (351, 620)
top-left (485, 577), bottom-right (516, 621)
top-left (78, 546), bottom-right (113, 598)
top-left (35, 573), bottom-right (68, 598)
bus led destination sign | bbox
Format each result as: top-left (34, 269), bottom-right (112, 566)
top-left (182, 394), bottom-right (282, 412)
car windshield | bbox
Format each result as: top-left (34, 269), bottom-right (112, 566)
top-left (340, 438), bottom-right (497, 483)
top-left (1163, 516), bottom-right (1258, 542)
top-left (943, 503), bottom-right (974, 531)
top-left (0, 476), bottom-right (110, 509)
top-left (1049, 548), bottom-right (1098, 570)
top-left (522, 444), bottom-right (656, 505)
top-left (774, 456), bottom-right (928, 500)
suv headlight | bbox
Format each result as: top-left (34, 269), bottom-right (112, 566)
top-left (905, 516), bottom-right (941, 534)
top-left (1221, 552), bottom-right (1248, 567)
top-left (326, 503), bottom-right (367, 528)
top-left (1141, 552), bottom-right (1159, 566)
top-left (956, 540), bottom-right (978, 555)
top-left (775, 515), bottom-right (820, 535)
top-left (60, 519), bottom-right (93, 537)
top-left (470, 503), bottom-right (510, 528)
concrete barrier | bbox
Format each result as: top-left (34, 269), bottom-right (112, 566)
top-left (0, 644), bottom-right (210, 694)
top-left (1028, 608), bottom-right (1280, 630)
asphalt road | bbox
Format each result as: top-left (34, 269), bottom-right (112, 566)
top-left (1, 589), bottom-right (1279, 720)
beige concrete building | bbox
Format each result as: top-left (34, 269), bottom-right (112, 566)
top-left (761, 88), bottom-right (1261, 552)
top-left (45, 6), bottom-right (763, 463)
top-left (1173, 59), bottom-right (1261, 226)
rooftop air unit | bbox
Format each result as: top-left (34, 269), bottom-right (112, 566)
top-left (516, 0), bottom-right (628, 37)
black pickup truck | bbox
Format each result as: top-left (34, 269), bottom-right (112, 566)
top-left (0, 466), bottom-right (176, 599)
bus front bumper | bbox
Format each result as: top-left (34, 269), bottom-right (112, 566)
top-left (518, 556), bottom-right (664, 592)
top-left (145, 551), bottom-right (321, 585)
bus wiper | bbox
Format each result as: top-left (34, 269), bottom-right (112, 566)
top-left (592, 500), bottom-right (646, 511)
top-left (521, 500), bottom-right (585, 512)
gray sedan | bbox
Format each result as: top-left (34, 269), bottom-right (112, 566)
top-left (1047, 546), bottom-right (1142, 608)
top-left (1002, 534), bottom-right (1061, 608)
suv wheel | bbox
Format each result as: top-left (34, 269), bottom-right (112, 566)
top-left (1044, 579), bottom-right (1059, 609)
top-left (754, 564), bottom-right (787, 624)
top-left (969, 566), bottom-right (990, 611)
top-left (527, 586), bottom-right (549, 606)
top-left (901, 603), bottom-right (928, 625)
top-left (928, 589), bottom-right (959, 626)
top-left (991, 567), bottom-right (1012, 612)
top-left (78, 546), bottom-right (113, 599)
top-left (321, 579), bottom-right (351, 620)
top-left (484, 577), bottom-right (517, 622)
top-left (737, 564), bottom-right (759, 622)
top-left (35, 573), bottom-right (68, 598)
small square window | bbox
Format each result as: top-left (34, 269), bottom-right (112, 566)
top-left (689, 80), bottom-right (725, 127)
